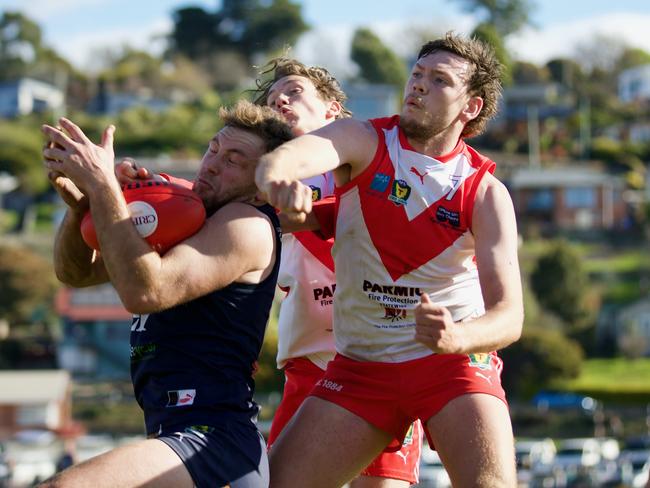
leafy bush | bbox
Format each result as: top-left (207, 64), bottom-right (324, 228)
top-left (500, 327), bottom-right (583, 399)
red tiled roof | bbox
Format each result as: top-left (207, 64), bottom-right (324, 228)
top-left (55, 286), bottom-right (131, 321)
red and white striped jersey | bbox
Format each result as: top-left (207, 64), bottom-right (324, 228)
top-left (331, 115), bottom-right (495, 362)
top-left (276, 173), bottom-right (337, 370)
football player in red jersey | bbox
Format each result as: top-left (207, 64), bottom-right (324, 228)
top-left (41, 101), bottom-right (292, 488)
top-left (257, 33), bottom-right (523, 488)
top-left (255, 58), bottom-right (424, 488)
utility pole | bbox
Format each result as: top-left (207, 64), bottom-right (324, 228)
top-left (578, 95), bottom-right (591, 160)
top-left (527, 104), bottom-right (541, 168)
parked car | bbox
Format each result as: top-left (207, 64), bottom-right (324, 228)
top-left (516, 437), bottom-right (556, 485)
top-left (516, 437), bottom-right (556, 471)
top-left (532, 391), bottom-right (598, 412)
top-left (630, 459), bottom-right (650, 488)
top-left (620, 436), bottom-right (650, 487)
top-left (554, 438), bottom-right (601, 469)
top-left (0, 442), bottom-right (11, 488)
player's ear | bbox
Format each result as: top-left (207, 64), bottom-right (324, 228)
top-left (461, 96), bottom-right (483, 123)
top-left (326, 100), bottom-right (342, 120)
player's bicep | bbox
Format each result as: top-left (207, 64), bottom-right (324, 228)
top-left (310, 119), bottom-right (377, 175)
top-left (471, 177), bottom-right (522, 310)
top-left (156, 205), bottom-right (273, 305)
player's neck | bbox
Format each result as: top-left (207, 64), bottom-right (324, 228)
top-left (407, 131), bottom-right (461, 159)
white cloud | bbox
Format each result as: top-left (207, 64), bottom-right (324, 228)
top-left (50, 17), bottom-right (172, 71)
top-left (1, 0), bottom-right (109, 22)
top-left (508, 13), bottom-right (650, 65)
top-left (36, 9), bottom-right (650, 75)
top-left (294, 14), bottom-right (475, 78)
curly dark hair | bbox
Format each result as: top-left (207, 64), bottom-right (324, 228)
top-left (418, 32), bottom-right (502, 138)
top-left (251, 57), bottom-right (352, 119)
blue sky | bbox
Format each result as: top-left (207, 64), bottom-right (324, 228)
top-left (1, 0), bottom-right (649, 73)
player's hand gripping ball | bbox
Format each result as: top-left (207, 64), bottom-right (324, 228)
top-left (80, 181), bottom-right (206, 254)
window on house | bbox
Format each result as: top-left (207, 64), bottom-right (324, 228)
top-left (17, 404), bottom-right (48, 426)
top-left (32, 98), bottom-right (48, 112)
top-left (526, 189), bottom-right (553, 211)
top-left (105, 322), bottom-right (131, 341)
top-left (565, 187), bottom-right (596, 208)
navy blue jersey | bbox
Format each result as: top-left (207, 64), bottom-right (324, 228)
top-left (129, 203), bottom-right (281, 434)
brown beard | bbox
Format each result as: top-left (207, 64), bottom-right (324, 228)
top-left (399, 116), bottom-right (436, 142)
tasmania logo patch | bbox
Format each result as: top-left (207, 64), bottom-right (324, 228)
top-left (388, 179), bottom-right (411, 206)
top-left (167, 389), bottom-right (196, 407)
top-left (309, 185), bottom-right (322, 201)
top-left (468, 353), bottom-right (492, 370)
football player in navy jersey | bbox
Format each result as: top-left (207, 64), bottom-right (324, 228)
top-left (41, 100), bottom-right (292, 488)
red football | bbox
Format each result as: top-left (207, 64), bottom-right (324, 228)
top-left (80, 181), bottom-right (206, 254)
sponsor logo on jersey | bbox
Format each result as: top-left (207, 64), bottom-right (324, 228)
top-left (435, 206), bottom-right (461, 228)
top-left (383, 305), bottom-right (407, 322)
top-left (130, 343), bottom-right (156, 362)
top-left (363, 280), bottom-right (421, 297)
top-left (185, 425), bottom-right (214, 438)
top-left (389, 179), bottom-right (411, 206)
top-left (167, 389), bottom-right (196, 407)
top-left (313, 284), bottom-right (336, 306)
top-left (370, 173), bottom-right (391, 192)
top-left (410, 166), bottom-right (432, 185)
top-left (309, 185), bottom-right (322, 201)
top-left (468, 353), bottom-right (492, 370)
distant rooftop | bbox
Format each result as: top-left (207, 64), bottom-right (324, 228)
top-left (510, 167), bottom-right (624, 188)
top-left (55, 284), bottom-right (131, 321)
top-left (0, 370), bottom-right (70, 404)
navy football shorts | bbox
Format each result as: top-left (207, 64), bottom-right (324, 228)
top-left (155, 416), bottom-right (268, 488)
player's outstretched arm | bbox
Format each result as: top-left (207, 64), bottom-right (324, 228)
top-left (255, 118), bottom-right (376, 215)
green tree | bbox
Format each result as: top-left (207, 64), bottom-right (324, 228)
top-left (0, 120), bottom-right (48, 194)
top-left (471, 23), bottom-right (512, 85)
top-left (350, 28), bottom-right (406, 87)
top-left (169, 7), bottom-right (219, 60)
top-left (0, 11), bottom-right (42, 81)
top-left (546, 58), bottom-right (585, 89)
top-left (512, 61), bottom-right (549, 85)
top-left (616, 47), bottom-right (650, 72)
top-left (500, 327), bottom-right (583, 399)
top-left (452, 0), bottom-right (535, 37)
top-left (530, 240), bottom-right (590, 328)
top-left (0, 244), bottom-right (58, 326)
top-left (170, 0), bottom-right (308, 89)
top-left (99, 49), bottom-right (165, 92)
top-left (0, 11), bottom-right (75, 85)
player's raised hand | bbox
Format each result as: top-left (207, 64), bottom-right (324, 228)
top-left (414, 293), bottom-right (463, 354)
top-left (42, 117), bottom-right (116, 193)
